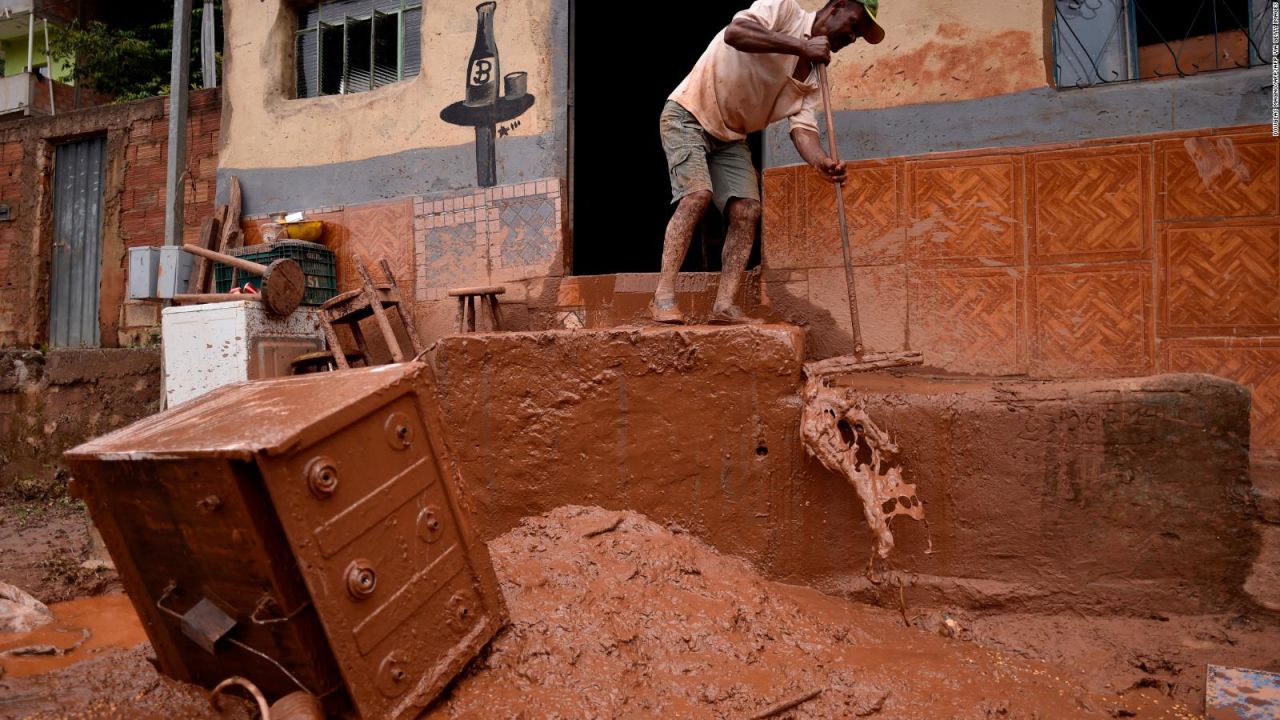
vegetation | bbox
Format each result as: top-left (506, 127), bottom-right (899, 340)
top-left (48, 2), bottom-right (222, 102)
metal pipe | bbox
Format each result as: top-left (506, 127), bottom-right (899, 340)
top-left (43, 18), bottom-right (53, 114)
top-left (201, 0), bottom-right (217, 88)
top-left (26, 12), bottom-right (33, 73)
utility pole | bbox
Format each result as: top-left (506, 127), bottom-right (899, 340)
top-left (164, 0), bottom-right (194, 247)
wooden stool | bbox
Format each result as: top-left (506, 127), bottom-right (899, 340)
top-left (448, 286), bottom-right (506, 333)
top-left (319, 255), bottom-right (424, 370)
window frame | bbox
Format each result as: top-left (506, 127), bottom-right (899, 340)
top-left (295, 0), bottom-right (423, 99)
top-left (1051, 0), bottom-right (1273, 89)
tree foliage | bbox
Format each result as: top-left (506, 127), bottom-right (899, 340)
top-left (48, 2), bottom-right (221, 102)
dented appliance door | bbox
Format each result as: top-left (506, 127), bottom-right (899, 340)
top-left (260, 390), bottom-right (499, 719)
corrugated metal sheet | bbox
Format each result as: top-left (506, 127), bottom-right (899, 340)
top-left (49, 135), bottom-right (106, 348)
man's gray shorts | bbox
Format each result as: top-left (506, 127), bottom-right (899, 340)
top-left (660, 100), bottom-right (760, 213)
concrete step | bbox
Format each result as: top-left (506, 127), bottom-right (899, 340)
top-left (1253, 455), bottom-right (1280, 524)
top-left (1245, 524), bottom-right (1280, 612)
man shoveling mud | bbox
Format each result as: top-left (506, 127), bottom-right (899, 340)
top-left (651, 0), bottom-right (884, 325)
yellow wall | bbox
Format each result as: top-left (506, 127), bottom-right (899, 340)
top-left (220, 0), bottom-right (556, 171)
top-left (804, 0), bottom-right (1051, 111)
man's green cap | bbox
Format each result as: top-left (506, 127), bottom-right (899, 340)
top-left (856, 0), bottom-right (885, 45)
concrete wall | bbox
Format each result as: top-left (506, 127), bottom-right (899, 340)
top-left (431, 326), bottom-right (1260, 615)
top-left (0, 89), bottom-right (221, 348)
top-left (809, 0), bottom-right (1051, 113)
top-left (217, 0), bottom-right (569, 215)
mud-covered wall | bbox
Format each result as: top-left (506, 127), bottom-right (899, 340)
top-left (431, 326), bottom-right (1259, 616)
top-left (216, 0), bottom-right (569, 215)
top-left (760, 123), bottom-right (1280, 453)
top-left (0, 348), bottom-right (161, 485)
top-left (0, 90), bottom-right (222, 348)
top-left (811, 0), bottom-right (1050, 112)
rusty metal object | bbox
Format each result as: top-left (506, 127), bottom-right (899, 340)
top-left (211, 676), bottom-right (270, 717)
top-left (269, 690), bottom-right (325, 720)
top-left (65, 362), bottom-right (508, 720)
top-left (345, 560), bottom-right (378, 600)
top-left (304, 456), bottom-right (339, 499)
top-left (416, 506), bottom-right (444, 543)
top-left (179, 597), bottom-right (236, 655)
top-left (181, 243), bottom-right (305, 317)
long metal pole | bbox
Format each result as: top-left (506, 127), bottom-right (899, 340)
top-left (816, 64), bottom-right (863, 355)
top-left (164, 0), bottom-right (194, 246)
top-left (43, 18), bottom-right (54, 114)
top-left (201, 0), bottom-right (217, 88)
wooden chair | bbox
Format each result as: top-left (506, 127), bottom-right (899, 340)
top-left (448, 286), bottom-right (506, 333)
top-left (319, 255), bottom-right (423, 370)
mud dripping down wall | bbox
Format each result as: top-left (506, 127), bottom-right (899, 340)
top-left (799, 375), bottom-right (926, 561)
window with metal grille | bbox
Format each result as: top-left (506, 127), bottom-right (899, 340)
top-left (295, 0), bottom-right (423, 98)
top-left (1053, 0), bottom-right (1274, 88)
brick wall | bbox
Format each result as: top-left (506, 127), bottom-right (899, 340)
top-left (121, 90), bottom-right (221, 252)
top-left (0, 88), bottom-right (221, 347)
top-left (759, 123), bottom-right (1280, 451)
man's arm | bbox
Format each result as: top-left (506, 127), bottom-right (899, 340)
top-left (725, 18), bottom-right (831, 63)
top-left (791, 128), bottom-right (847, 184)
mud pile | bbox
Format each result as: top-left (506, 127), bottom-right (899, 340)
top-left (427, 506), bottom-right (1191, 719)
top-left (3, 506), bottom-right (1202, 719)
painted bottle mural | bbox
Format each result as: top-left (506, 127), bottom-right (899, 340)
top-left (465, 2), bottom-right (500, 107)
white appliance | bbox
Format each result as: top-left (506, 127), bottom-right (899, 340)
top-left (161, 301), bottom-right (325, 407)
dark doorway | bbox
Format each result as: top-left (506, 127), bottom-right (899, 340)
top-left (571, 1), bottom-right (763, 276)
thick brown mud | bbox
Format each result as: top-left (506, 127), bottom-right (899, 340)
top-left (7, 506), bottom-right (1272, 719)
top-left (426, 506), bottom-right (1194, 719)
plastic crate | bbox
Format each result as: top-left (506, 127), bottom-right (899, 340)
top-left (213, 240), bottom-right (338, 306)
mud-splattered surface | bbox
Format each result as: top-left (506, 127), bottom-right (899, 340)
top-left (0, 495), bottom-right (117, 605)
top-left (426, 506), bottom-right (1194, 719)
top-left (0, 644), bottom-right (251, 720)
top-left (5, 506), bottom-right (1276, 719)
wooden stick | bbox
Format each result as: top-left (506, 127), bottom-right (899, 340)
top-left (803, 352), bottom-right (925, 378)
top-left (748, 688), bottom-right (823, 720)
top-left (220, 175), bottom-right (242, 250)
top-left (182, 243), bottom-right (267, 277)
top-left (816, 64), bottom-right (863, 356)
top-left (186, 216), bottom-right (220, 294)
top-left (171, 293), bottom-right (261, 304)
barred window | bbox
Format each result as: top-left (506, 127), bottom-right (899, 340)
top-left (1053, 0), bottom-right (1274, 88)
top-left (295, 0), bottom-right (423, 99)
